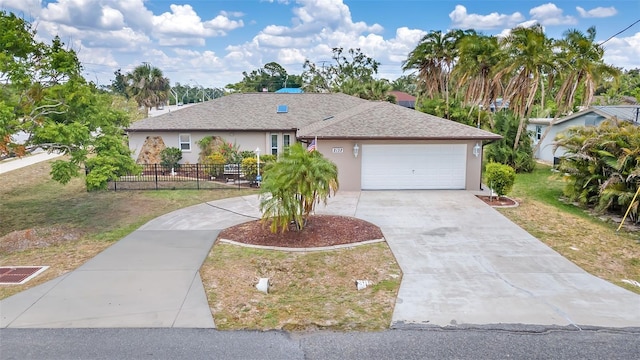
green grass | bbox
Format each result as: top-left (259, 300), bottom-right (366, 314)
top-left (507, 165), bottom-right (597, 219)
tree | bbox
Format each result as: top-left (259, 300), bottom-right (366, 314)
top-left (259, 143), bottom-right (338, 233)
top-left (554, 27), bottom-right (620, 111)
top-left (0, 11), bottom-right (138, 190)
top-left (496, 24), bottom-right (554, 150)
top-left (402, 30), bottom-right (466, 119)
top-left (126, 63), bottom-right (170, 116)
top-left (302, 47), bottom-right (381, 93)
top-left (452, 32), bottom-right (502, 123)
top-left (533, 27), bottom-right (620, 156)
top-left (226, 62), bottom-right (302, 93)
top-left (391, 74), bottom-right (418, 95)
top-left (110, 69), bottom-right (128, 98)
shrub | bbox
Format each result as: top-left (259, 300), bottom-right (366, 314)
top-left (485, 162), bottom-right (516, 199)
top-left (204, 152), bottom-right (225, 177)
top-left (160, 147), bottom-right (182, 169)
top-left (242, 157), bottom-right (258, 182)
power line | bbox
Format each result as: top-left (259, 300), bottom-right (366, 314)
top-left (599, 18), bottom-right (640, 45)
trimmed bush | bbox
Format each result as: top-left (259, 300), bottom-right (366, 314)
top-left (160, 147), bottom-right (182, 169)
top-left (485, 162), bottom-right (516, 199)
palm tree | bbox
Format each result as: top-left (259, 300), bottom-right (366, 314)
top-left (555, 118), bottom-right (639, 222)
top-left (495, 24), bottom-right (554, 150)
top-left (259, 143), bottom-right (339, 233)
top-left (452, 32), bottom-right (502, 126)
top-left (533, 27), bottom-right (621, 155)
top-left (126, 63), bottom-right (170, 117)
top-left (403, 30), bottom-right (462, 118)
top-left (555, 27), bottom-right (620, 110)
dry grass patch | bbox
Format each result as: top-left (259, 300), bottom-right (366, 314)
top-left (201, 242), bottom-right (401, 331)
top-left (500, 198), bottom-right (640, 294)
top-left (1, 158), bottom-right (256, 299)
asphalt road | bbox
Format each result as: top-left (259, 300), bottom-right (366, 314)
top-left (1, 327), bottom-right (639, 360)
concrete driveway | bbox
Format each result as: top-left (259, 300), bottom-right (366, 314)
top-left (320, 191), bottom-right (640, 329)
top-left (2, 191), bottom-right (638, 329)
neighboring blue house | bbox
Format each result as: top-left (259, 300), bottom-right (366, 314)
top-left (528, 105), bottom-right (640, 164)
top-left (275, 88), bottom-right (303, 93)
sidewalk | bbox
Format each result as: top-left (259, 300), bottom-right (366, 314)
top-left (0, 196), bottom-right (261, 328)
top-left (0, 151), bottom-right (63, 175)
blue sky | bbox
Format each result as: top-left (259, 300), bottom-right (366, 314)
top-left (1, 0), bottom-right (639, 89)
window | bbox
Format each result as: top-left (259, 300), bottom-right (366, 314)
top-left (179, 134), bottom-right (191, 151)
top-left (271, 134), bottom-right (278, 155)
top-left (534, 125), bottom-right (542, 143)
top-left (283, 134), bottom-right (291, 148)
top-left (277, 104), bottom-right (288, 113)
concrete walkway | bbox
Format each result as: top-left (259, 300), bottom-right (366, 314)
top-left (1, 196), bottom-right (261, 328)
top-left (2, 191), bottom-right (639, 329)
top-left (0, 151), bottom-right (63, 175)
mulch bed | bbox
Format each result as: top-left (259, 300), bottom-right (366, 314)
top-left (476, 195), bottom-right (518, 207)
top-left (218, 215), bottom-right (384, 248)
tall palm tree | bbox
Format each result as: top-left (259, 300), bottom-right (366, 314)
top-left (452, 33), bottom-right (502, 126)
top-left (126, 63), bottom-right (170, 117)
top-left (555, 27), bottom-right (620, 111)
top-left (403, 30), bottom-right (463, 118)
top-left (533, 27), bottom-right (621, 155)
top-left (496, 24), bottom-right (554, 150)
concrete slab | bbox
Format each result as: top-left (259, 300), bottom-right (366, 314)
top-left (139, 195), bottom-right (261, 231)
top-left (347, 191), bottom-right (640, 328)
top-left (2, 220), bottom-right (222, 328)
top-left (3, 190), bottom-right (639, 330)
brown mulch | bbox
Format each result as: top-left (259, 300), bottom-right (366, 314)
top-left (218, 215), bottom-right (384, 248)
top-left (476, 195), bottom-right (518, 207)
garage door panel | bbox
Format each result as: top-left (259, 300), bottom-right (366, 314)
top-left (361, 144), bottom-right (466, 190)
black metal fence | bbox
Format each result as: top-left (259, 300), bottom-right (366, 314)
top-left (101, 163), bottom-right (259, 191)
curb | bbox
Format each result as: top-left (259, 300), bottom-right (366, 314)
top-left (216, 237), bottom-right (386, 252)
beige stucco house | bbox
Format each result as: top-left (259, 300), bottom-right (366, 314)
top-left (126, 93), bottom-right (501, 191)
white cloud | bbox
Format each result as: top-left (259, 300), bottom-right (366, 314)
top-left (449, 5), bottom-right (524, 30)
top-left (0, 0), bottom-right (43, 16)
top-left (576, 6), bottom-right (617, 18)
top-left (147, 4), bottom-right (244, 46)
top-left (529, 3), bottom-right (577, 26)
top-left (602, 32), bottom-right (640, 70)
top-left (99, 6), bottom-right (125, 30)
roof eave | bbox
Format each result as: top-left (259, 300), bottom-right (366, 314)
top-left (297, 135), bottom-right (503, 141)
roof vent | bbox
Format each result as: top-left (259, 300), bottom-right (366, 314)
top-left (277, 105), bottom-right (288, 113)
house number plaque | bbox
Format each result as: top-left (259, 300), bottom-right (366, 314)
top-left (332, 147), bottom-right (344, 153)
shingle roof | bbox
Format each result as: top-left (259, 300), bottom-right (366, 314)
top-left (530, 105), bottom-right (640, 125)
top-left (128, 93), bottom-right (367, 132)
top-left (298, 100), bottom-right (500, 140)
top-left (127, 93), bottom-right (501, 140)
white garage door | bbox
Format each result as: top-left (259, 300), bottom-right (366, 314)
top-left (361, 144), bottom-right (467, 190)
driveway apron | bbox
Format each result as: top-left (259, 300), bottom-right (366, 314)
top-left (351, 191), bottom-right (640, 329)
top-left (0, 195), bottom-right (261, 328)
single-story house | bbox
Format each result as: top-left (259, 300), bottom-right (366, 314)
top-left (389, 91), bottom-right (416, 109)
top-left (528, 105), bottom-right (640, 164)
top-left (126, 93), bottom-right (501, 191)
